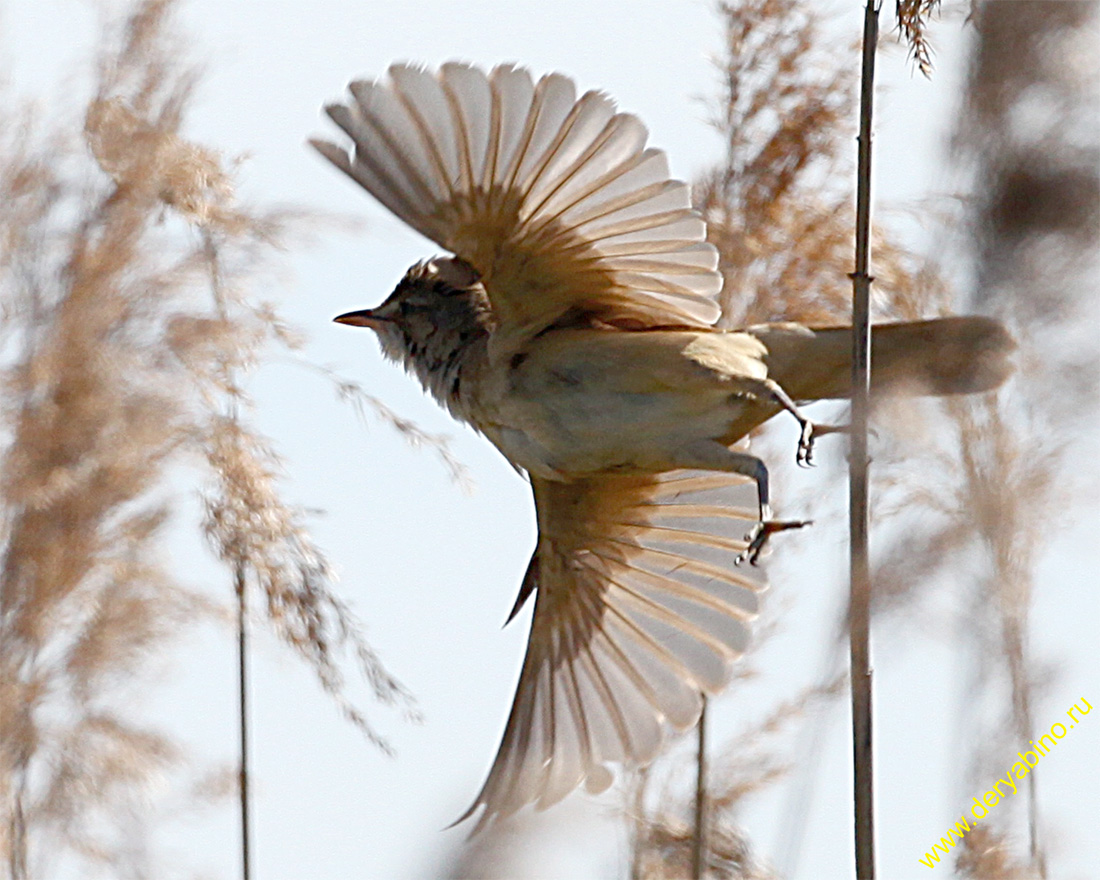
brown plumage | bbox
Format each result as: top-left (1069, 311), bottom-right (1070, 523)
top-left (314, 62), bottom-right (1015, 831)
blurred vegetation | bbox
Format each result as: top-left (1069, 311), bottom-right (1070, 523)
top-left (0, 1), bottom-right (418, 876)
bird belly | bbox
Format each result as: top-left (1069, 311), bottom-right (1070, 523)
top-left (489, 382), bottom-right (757, 479)
top-left (474, 329), bottom-right (778, 479)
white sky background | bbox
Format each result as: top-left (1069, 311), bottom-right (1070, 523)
top-left (4, 0), bottom-right (1099, 878)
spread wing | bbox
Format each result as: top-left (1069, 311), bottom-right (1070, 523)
top-left (455, 469), bottom-right (768, 832)
top-left (311, 62), bottom-right (721, 344)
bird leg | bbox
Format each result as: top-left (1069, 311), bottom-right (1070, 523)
top-left (740, 512), bottom-right (812, 566)
top-left (669, 441), bottom-right (812, 565)
top-left (754, 378), bottom-right (849, 468)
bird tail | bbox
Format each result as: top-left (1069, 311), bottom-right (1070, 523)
top-left (747, 316), bottom-right (1016, 401)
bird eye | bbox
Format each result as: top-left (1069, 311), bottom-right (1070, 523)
top-left (399, 298), bottom-right (430, 315)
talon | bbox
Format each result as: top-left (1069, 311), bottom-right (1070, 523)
top-left (797, 421), bottom-right (815, 468)
top-left (796, 420), bottom-right (850, 468)
top-left (735, 518), bottom-right (813, 566)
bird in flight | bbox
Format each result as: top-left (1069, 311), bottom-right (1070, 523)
top-left (312, 62), bottom-right (1013, 831)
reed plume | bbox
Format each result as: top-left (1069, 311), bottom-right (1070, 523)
top-left (1, 1), bottom-right (422, 874)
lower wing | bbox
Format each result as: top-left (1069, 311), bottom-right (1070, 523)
top-left (455, 467), bottom-right (768, 832)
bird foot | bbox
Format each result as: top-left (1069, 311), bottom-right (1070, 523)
top-left (736, 518), bottom-right (813, 566)
top-left (797, 421), bottom-right (849, 468)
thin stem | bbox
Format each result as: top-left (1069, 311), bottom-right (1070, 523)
top-left (628, 769), bottom-right (649, 880)
top-left (236, 560), bottom-right (252, 880)
top-left (1027, 769), bottom-right (1044, 879)
top-left (9, 757), bottom-right (28, 880)
top-left (692, 697), bottom-right (708, 880)
top-left (1005, 614), bottom-right (1044, 878)
top-left (849, 2), bottom-right (879, 878)
top-left (202, 228), bottom-right (252, 880)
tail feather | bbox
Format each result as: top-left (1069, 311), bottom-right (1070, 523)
top-left (748, 316), bottom-right (1015, 401)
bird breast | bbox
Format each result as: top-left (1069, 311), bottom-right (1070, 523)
top-left (478, 329), bottom-right (774, 480)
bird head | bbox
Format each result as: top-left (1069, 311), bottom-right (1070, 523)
top-left (334, 256), bottom-right (493, 411)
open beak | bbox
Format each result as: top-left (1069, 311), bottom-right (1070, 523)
top-left (334, 308), bottom-right (391, 329)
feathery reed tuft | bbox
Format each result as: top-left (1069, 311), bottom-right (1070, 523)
top-left (1, 0), bottom-right (422, 874)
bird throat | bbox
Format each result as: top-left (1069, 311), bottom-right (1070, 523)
top-left (393, 285), bottom-right (493, 425)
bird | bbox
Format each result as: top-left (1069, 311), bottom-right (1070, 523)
top-left (311, 62), bottom-right (1014, 831)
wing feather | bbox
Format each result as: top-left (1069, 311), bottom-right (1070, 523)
top-left (510, 73), bottom-right (579, 192)
top-left (313, 62), bottom-right (723, 341)
top-left (386, 65), bottom-right (461, 192)
top-left (521, 93), bottom-right (618, 211)
top-left (455, 469), bottom-right (767, 832)
top-left (554, 152), bottom-right (673, 226)
top-left (486, 65), bottom-right (536, 187)
top-left (343, 80), bottom-right (447, 204)
top-left (528, 115), bottom-right (650, 221)
top-left (315, 107), bottom-right (428, 221)
top-left (439, 62), bottom-right (493, 190)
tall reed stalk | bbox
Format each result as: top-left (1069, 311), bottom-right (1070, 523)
top-left (849, 2), bottom-right (880, 876)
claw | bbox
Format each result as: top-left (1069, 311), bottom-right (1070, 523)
top-left (736, 518), bottom-right (813, 566)
top-left (796, 421), bottom-right (849, 468)
top-left (797, 421), bottom-right (815, 468)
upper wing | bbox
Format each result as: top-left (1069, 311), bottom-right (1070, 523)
top-left (311, 63), bottom-right (722, 343)
top-left (456, 469), bottom-right (768, 832)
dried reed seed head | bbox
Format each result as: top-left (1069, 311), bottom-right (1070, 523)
top-left (953, 825), bottom-right (1037, 880)
top-left (86, 96), bottom-right (246, 232)
top-left (2, 0), bottom-right (412, 871)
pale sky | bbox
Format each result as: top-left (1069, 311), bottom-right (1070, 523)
top-left (5, 1), bottom-right (1098, 878)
